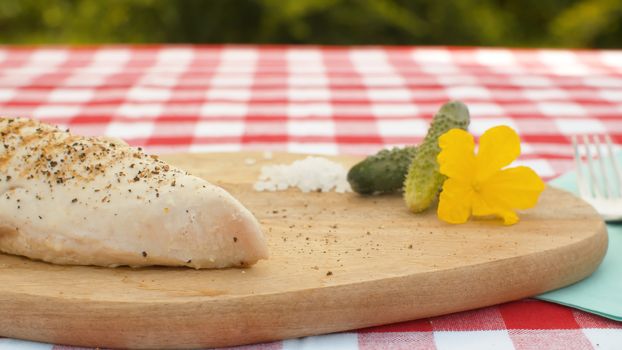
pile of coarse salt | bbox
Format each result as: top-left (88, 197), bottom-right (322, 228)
top-left (253, 156), bottom-right (352, 193)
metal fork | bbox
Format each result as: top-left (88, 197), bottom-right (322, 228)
top-left (572, 134), bottom-right (622, 222)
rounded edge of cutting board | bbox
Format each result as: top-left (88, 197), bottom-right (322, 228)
top-left (0, 153), bottom-right (609, 349)
top-left (1, 223), bottom-right (607, 349)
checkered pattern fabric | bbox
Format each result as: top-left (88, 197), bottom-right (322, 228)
top-left (1, 46), bottom-right (622, 180)
top-left (1, 301), bottom-right (621, 350)
top-left (0, 45), bottom-right (621, 349)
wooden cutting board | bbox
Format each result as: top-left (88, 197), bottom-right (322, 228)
top-left (0, 152), bottom-right (607, 349)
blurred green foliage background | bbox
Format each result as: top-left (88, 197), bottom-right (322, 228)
top-left (0, 0), bottom-right (620, 48)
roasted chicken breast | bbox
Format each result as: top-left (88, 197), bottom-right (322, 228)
top-left (0, 117), bottom-right (268, 268)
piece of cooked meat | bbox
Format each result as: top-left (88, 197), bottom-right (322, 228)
top-left (0, 117), bottom-right (268, 268)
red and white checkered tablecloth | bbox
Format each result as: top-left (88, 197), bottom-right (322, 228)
top-left (0, 45), bottom-right (621, 349)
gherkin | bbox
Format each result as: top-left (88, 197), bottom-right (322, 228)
top-left (403, 100), bottom-right (470, 212)
top-left (347, 146), bottom-right (417, 194)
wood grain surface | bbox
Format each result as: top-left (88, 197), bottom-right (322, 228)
top-left (0, 152), bottom-right (608, 349)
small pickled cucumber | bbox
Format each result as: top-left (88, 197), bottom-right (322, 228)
top-left (347, 146), bottom-right (417, 194)
top-left (403, 101), bottom-right (470, 212)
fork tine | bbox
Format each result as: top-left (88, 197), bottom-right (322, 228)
top-left (572, 135), bottom-right (589, 197)
top-left (582, 134), bottom-right (602, 198)
top-left (594, 135), bottom-right (613, 198)
top-left (605, 134), bottom-right (622, 197)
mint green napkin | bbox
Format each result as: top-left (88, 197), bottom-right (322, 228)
top-left (535, 160), bottom-right (622, 321)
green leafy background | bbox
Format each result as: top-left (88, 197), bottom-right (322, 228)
top-left (0, 0), bottom-right (621, 47)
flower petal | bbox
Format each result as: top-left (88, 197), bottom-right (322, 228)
top-left (499, 211), bottom-right (519, 225)
top-left (437, 128), bottom-right (476, 182)
top-left (480, 166), bottom-right (546, 209)
top-left (471, 192), bottom-right (519, 225)
top-left (475, 125), bottom-right (521, 182)
top-left (437, 178), bottom-right (473, 224)
top-left (470, 166), bottom-right (544, 225)
top-left (471, 191), bottom-right (502, 217)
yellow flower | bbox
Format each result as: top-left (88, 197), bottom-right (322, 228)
top-left (436, 125), bottom-right (545, 225)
